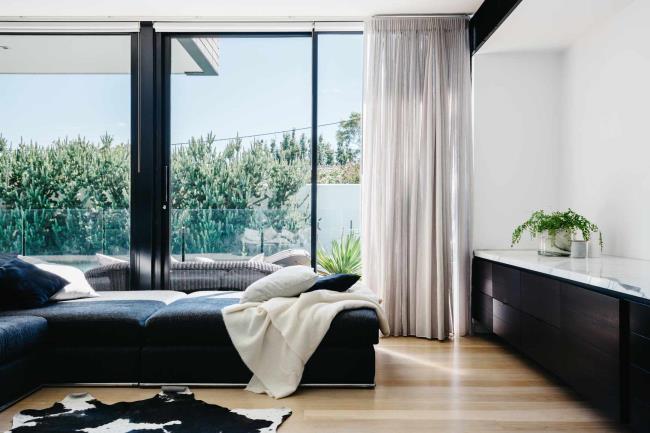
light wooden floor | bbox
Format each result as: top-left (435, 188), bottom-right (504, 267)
top-left (0, 336), bottom-right (625, 432)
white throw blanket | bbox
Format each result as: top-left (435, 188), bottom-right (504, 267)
top-left (223, 288), bottom-right (390, 398)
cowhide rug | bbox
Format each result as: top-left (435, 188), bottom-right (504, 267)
top-left (7, 390), bottom-right (291, 433)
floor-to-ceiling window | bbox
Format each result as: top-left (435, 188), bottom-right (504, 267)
top-left (315, 32), bottom-right (363, 274)
top-left (0, 26), bottom-right (364, 288)
top-left (168, 35), bottom-right (312, 262)
top-left (0, 34), bottom-right (133, 272)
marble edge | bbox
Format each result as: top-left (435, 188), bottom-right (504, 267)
top-left (473, 250), bottom-right (649, 302)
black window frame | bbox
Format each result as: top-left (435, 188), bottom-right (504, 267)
top-left (0, 25), bottom-right (364, 290)
top-left (0, 30), bottom-right (142, 287)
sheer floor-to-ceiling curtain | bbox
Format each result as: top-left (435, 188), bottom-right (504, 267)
top-left (361, 17), bottom-right (472, 340)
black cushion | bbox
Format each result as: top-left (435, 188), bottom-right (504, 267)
top-left (0, 316), bottom-right (48, 363)
top-left (145, 296), bottom-right (379, 346)
top-left (0, 301), bottom-right (164, 346)
top-left (306, 273), bottom-right (360, 292)
top-left (0, 258), bottom-right (68, 310)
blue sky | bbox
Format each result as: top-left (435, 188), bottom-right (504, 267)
top-left (0, 34), bottom-right (362, 150)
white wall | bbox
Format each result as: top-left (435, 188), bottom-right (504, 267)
top-left (472, 52), bottom-right (564, 250)
top-left (473, 0), bottom-right (650, 259)
top-left (560, 0), bottom-right (650, 259)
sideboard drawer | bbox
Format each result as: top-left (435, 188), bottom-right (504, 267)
top-left (631, 301), bottom-right (650, 339)
top-left (521, 272), bottom-right (561, 327)
top-left (492, 264), bottom-right (520, 308)
top-left (493, 299), bottom-right (520, 348)
top-left (520, 312), bottom-right (563, 377)
top-left (630, 365), bottom-right (650, 405)
top-left (473, 258), bottom-right (493, 297)
top-left (631, 332), bottom-right (650, 371)
top-left (561, 282), bottom-right (619, 354)
top-left (630, 399), bottom-right (650, 433)
top-left (562, 335), bottom-right (620, 420)
top-left (472, 291), bottom-right (493, 332)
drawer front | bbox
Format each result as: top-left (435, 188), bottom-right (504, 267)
top-left (473, 258), bottom-right (493, 297)
top-left (630, 364), bottom-right (650, 404)
top-left (520, 312), bottom-right (563, 376)
top-left (631, 332), bottom-right (650, 371)
top-left (492, 264), bottom-right (520, 308)
top-left (472, 291), bottom-right (493, 332)
top-left (561, 282), bottom-right (619, 354)
top-left (562, 335), bottom-right (620, 420)
top-left (631, 301), bottom-right (650, 339)
top-left (630, 399), bottom-right (650, 433)
top-left (493, 299), bottom-right (520, 348)
top-left (520, 272), bottom-right (561, 327)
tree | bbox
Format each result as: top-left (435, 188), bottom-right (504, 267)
top-left (335, 112), bottom-right (361, 165)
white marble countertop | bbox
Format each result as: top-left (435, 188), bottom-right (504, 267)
top-left (474, 250), bottom-right (650, 304)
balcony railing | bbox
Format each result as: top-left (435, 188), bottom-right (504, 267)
top-left (0, 206), bottom-right (357, 267)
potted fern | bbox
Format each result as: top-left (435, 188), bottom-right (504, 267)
top-left (511, 209), bottom-right (603, 257)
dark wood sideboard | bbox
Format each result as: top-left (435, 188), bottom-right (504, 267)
top-left (472, 256), bottom-right (650, 432)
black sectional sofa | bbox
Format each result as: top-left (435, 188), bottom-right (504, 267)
top-left (0, 263), bottom-right (380, 409)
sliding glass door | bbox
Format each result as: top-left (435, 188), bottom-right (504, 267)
top-left (0, 27), bottom-right (363, 290)
top-left (167, 34), bottom-right (312, 267)
top-left (0, 34), bottom-right (133, 273)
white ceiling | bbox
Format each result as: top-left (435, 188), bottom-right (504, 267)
top-left (478, 0), bottom-right (634, 54)
top-left (0, 0), bottom-right (482, 19)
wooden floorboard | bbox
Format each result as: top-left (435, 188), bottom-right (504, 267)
top-left (0, 336), bottom-right (625, 432)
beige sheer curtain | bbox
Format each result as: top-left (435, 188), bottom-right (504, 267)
top-left (361, 17), bottom-right (472, 340)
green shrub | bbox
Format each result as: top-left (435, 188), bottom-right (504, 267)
top-left (0, 112), bottom-right (362, 256)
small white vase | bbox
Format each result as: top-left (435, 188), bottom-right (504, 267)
top-left (570, 240), bottom-right (587, 258)
top-left (538, 230), bottom-right (572, 257)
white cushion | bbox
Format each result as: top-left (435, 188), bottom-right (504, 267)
top-left (195, 256), bottom-right (215, 263)
top-left (240, 265), bottom-right (318, 303)
top-left (248, 253), bottom-right (265, 263)
top-left (36, 264), bottom-right (99, 301)
top-left (96, 253), bottom-right (127, 266)
top-left (264, 249), bottom-right (311, 267)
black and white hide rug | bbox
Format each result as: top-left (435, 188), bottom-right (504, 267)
top-left (7, 389), bottom-right (291, 433)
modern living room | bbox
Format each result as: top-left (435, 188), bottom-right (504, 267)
top-left (0, 0), bottom-right (648, 432)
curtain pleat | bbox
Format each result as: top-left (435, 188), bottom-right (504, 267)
top-left (361, 17), bottom-right (472, 339)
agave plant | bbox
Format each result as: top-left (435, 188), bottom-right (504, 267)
top-left (317, 232), bottom-right (362, 276)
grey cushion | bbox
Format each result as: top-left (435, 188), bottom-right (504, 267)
top-left (0, 301), bottom-right (164, 346)
top-left (0, 316), bottom-right (48, 364)
top-left (145, 295), bottom-right (379, 347)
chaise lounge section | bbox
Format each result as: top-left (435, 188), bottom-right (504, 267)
top-left (0, 264), bottom-right (380, 409)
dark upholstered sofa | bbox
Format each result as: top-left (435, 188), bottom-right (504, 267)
top-left (0, 262), bottom-right (380, 409)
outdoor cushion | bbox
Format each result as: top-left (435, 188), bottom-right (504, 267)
top-left (145, 295), bottom-right (379, 347)
top-left (0, 316), bottom-right (48, 364)
top-left (0, 301), bottom-right (164, 346)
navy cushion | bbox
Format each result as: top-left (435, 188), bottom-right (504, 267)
top-left (306, 273), bottom-right (360, 292)
top-left (0, 316), bottom-right (48, 364)
top-left (0, 301), bottom-right (164, 346)
top-left (145, 296), bottom-right (379, 346)
top-left (0, 258), bottom-right (68, 310)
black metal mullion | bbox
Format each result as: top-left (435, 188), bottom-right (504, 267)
top-left (158, 34), bottom-right (172, 290)
top-left (131, 22), bottom-right (158, 290)
top-left (310, 31), bottom-right (318, 270)
top-left (129, 31), bottom-right (140, 290)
